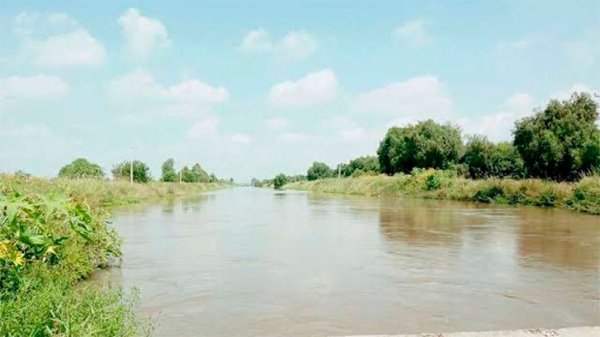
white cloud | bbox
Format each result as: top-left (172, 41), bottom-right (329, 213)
top-left (265, 117), bottom-right (289, 129)
top-left (239, 28), bottom-right (272, 53)
top-left (239, 29), bottom-right (317, 62)
top-left (353, 75), bottom-right (452, 123)
top-left (268, 69), bottom-right (338, 108)
top-left (187, 115), bottom-right (219, 140)
top-left (279, 132), bottom-right (309, 143)
top-left (393, 20), bottom-right (433, 48)
top-left (0, 75), bottom-right (68, 99)
top-left (119, 8), bottom-right (171, 59)
top-left (12, 12), bottom-right (106, 66)
top-left (459, 93), bottom-right (534, 142)
top-left (109, 69), bottom-right (228, 106)
top-left (550, 83), bottom-right (598, 101)
top-left (231, 133), bottom-right (252, 145)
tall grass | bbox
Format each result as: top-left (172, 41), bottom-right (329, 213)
top-left (0, 175), bottom-right (225, 336)
top-left (286, 170), bottom-right (600, 215)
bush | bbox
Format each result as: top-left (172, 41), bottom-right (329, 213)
top-left (341, 156), bottom-right (380, 177)
top-left (161, 158), bottom-right (177, 182)
top-left (112, 160), bottom-right (151, 183)
top-left (307, 162), bottom-right (333, 181)
top-left (58, 158), bottom-right (104, 179)
top-left (377, 120), bottom-right (463, 174)
top-left (463, 136), bottom-right (525, 179)
top-left (273, 174), bottom-right (288, 190)
top-left (514, 92), bottom-right (599, 180)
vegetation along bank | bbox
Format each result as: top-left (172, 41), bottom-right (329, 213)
top-left (267, 93), bottom-right (600, 214)
top-left (0, 173), bottom-right (226, 336)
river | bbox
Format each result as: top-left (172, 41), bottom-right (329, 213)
top-left (93, 187), bottom-right (600, 337)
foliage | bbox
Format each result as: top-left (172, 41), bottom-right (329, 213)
top-left (339, 156), bottom-right (380, 177)
top-left (0, 178), bottom-right (149, 336)
top-left (112, 160), bottom-right (151, 183)
top-left (463, 136), bottom-right (525, 179)
top-left (377, 120), bottom-right (463, 175)
top-left (513, 92), bottom-right (599, 180)
top-left (307, 162), bottom-right (333, 181)
top-left (58, 158), bottom-right (104, 179)
top-left (161, 158), bottom-right (177, 182)
top-left (286, 170), bottom-right (600, 215)
top-left (273, 174), bottom-right (288, 190)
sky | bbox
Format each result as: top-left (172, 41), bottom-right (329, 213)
top-left (0, 1), bottom-right (599, 182)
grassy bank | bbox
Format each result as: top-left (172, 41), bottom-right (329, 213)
top-left (286, 170), bottom-right (600, 215)
top-left (0, 175), bottom-right (226, 336)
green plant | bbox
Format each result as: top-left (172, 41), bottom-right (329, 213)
top-left (112, 160), bottom-right (151, 183)
top-left (514, 92), bottom-right (599, 180)
top-left (378, 120), bottom-right (463, 175)
top-left (58, 158), bottom-right (104, 179)
top-left (273, 174), bottom-right (288, 190)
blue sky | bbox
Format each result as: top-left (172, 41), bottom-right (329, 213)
top-left (1, 1), bottom-right (599, 182)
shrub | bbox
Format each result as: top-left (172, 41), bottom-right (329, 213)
top-left (463, 137), bottom-right (525, 179)
top-left (161, 158), bottom-right (177, 182)
top-left (273, 174), bottom-right (288, 190)
top-left (377, 120), bottom-right (463, 174)
top-left (58, 158), bottom-right (104, 179)
top-left (307, 162), bottom-right (333, 181)
top-left (112, 160), bottom-right (151, 183)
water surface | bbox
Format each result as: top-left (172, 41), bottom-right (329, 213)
top-left (96, 187), bottom-right (600, 336)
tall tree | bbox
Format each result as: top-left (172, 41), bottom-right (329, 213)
top-left (161, 158), bottom-right (177, 182)
top-left (513, 93), bottom-right (599, 180)
top-left (377, 120), bottom-right (463, 174)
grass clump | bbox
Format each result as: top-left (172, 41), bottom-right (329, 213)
top-left (286, 170), bottom-right (600, 215)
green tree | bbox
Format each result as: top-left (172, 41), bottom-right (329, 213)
top-left (58, 158), bottom-right (104, 179)
top-left (111, 160), bottom-right (151, 183)
top-left (377, 120), bottom-right (463, 174)
top-left (513, 92), bottom-right (599, 180)
top-left (463, 136), bottom-right (524, 179)
top-left (179, 166), bottom-right (198, 183)
top-left (306, 162), bottom-right (332, 181)
top-left (342, 156), bottom-right (380, 177)
top-left (191, 163), bottom-right (211, 183)
top-left (273, 173), bottom-right (288, 189)
top-left (161, 158), bottom-right (177, 182)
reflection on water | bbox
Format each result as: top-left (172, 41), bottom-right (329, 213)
top-left (95, 187), bottom-right (600, 337)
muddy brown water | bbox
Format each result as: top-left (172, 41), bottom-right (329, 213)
top-left (93, 187), bottom-right (600, 337)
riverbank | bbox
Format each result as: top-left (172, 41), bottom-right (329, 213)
top-left (0, 175), bottom-right (226, 336)
top-left (286, 170), bottom-right (600, 215)
top-left (337, 326), bottom-right (599, 337)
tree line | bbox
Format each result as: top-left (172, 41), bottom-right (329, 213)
top-left (262, 92), bottom-right (599, 189)
top-left (57, 158), bottom-right (222, 183)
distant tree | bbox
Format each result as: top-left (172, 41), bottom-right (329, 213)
top-left (59, 158), bottom-right (104, 179)
top-left (112, 160), bottom-right (151, 183)
top-left (273, 173), bottom-right (288, 189)
top-left (307, 162), bottom-right (332, 181)
top-left (191, 163), bottom-right (211, 183)
top-left (463, 136), bottom-right (524, 179)
top-left (161, 158), bottom-right (177, 182)
top-left (342, 156), bottom-right (380, 177)
top-left (377, 120), bottom-right (463, 174)
top-left (179, 166), bottom-right (197, 183)
top-left (209, 173), bottom-right (218, 183)
top-left (513, 93), bottom-right (599, 180)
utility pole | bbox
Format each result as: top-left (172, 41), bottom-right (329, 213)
top-left (338, 165), bottom-right (341, 178)
top-left (129, 147), bottom-right (133, 184)
top-left (179, 170), bottom-right (182, 183)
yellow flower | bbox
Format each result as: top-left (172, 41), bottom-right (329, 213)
top-left (0, 241), bottom-right (8, 259)
top-left (12, 252), bottom-right (25, 266)
top-left (46, 246), bottom-right (57, 255)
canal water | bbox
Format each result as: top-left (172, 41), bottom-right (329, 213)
top-left (95, 187), bottom-right (600, 337)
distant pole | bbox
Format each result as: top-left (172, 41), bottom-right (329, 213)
top-left (129, 147), bottom-right (133, 184)
top-left (179, 170), bottom-right (182, 183)
top-left (338, 165), bottom-right (341, 178)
